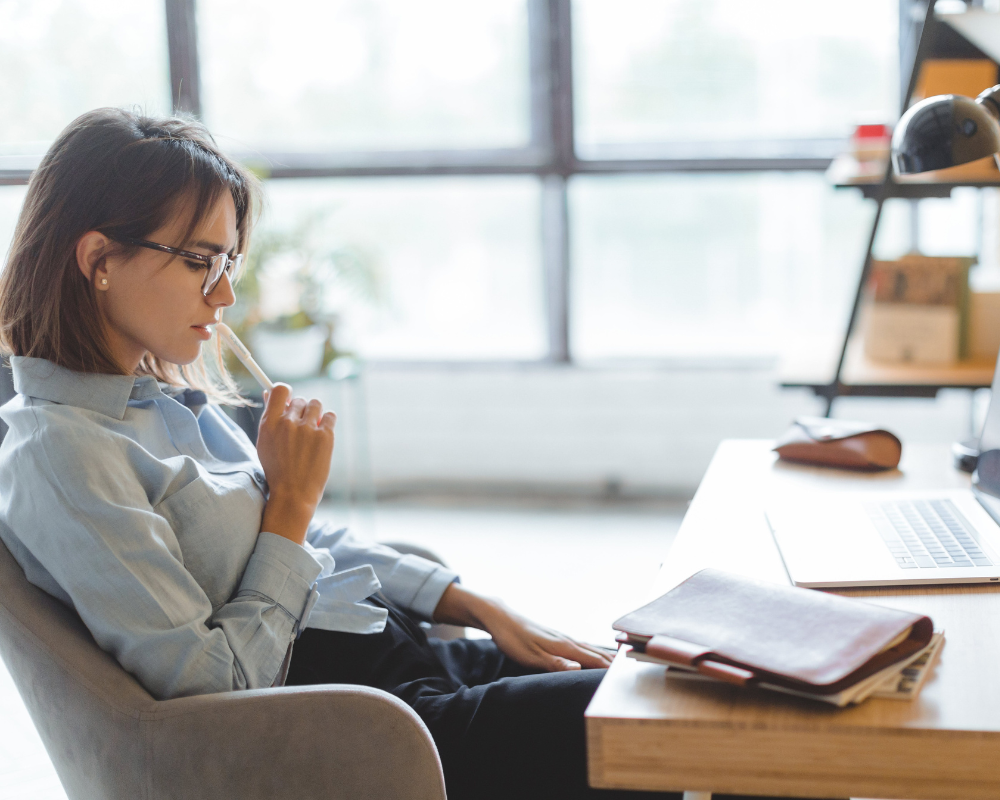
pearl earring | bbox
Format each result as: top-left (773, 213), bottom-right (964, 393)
top-left (100, 278), bottom-right (108, 286)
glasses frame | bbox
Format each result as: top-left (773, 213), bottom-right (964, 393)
top-left (118, 237), bottom-right (244, 296)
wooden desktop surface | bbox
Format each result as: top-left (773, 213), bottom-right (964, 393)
top-left (586, 440), bottom-right (1000, 800)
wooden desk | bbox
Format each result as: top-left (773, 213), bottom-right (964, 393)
top-left (586, 440), bottom-right (1000, 800)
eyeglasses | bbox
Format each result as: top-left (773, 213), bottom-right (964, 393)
top-left (118, 237), bottom-right (244, 296)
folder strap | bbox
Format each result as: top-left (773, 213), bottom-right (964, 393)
top-left (645, 634), bottom-right (755, 687)
top-left (695, 660), bottom-right (755, 686)
top-left (645, 635), bottom-right (712, 666)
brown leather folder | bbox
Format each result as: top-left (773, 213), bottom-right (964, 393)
top-left (613, 569), bottom-right (933, 698)
top-left (773, 417), bottom-right (902, 470)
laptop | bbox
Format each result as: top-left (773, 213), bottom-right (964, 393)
top-left (765, 353), bottom-right (1000, 588)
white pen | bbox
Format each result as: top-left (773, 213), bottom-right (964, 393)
top-left (215, 322), bottom-right (275, 392)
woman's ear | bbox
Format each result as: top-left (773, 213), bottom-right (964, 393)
top-left (75, 231), bottom-right (111, 289)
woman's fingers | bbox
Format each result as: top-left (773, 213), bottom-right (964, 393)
top-left (518, 633), bottom-right (611, 672)
top-left (302, 398), bottom-right (324, 427)
top-left (548, 656), bottom-right (582, 671)
top-left (261, 383), bottom-right (291, 422)
top-left (572, 644), bottom-right (614, 669)
top-left (255, 386), bottom-right (337, 521)
top-left (285, 396), bottom-right (307, 422)
top-left (574, 642), bottom-right (616, 667)
top-left (544, 637), bottom-right (611, 670)
top-left (282, 398), bottom-right (334, 428)
top-left (481, 601), bottom-right (615, 674)
top-left (523, 630), bottom-right (614, 671)
top-left (509, 641), bottom-right (577, 672)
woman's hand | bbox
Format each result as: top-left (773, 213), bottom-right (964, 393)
top-left (257, 383), bottom-right (336, 545)
top-left (433, 583), bottom-right (613, 672)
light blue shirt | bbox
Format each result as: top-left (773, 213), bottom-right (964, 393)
top-left (0, 357), bottom-right (458, 700)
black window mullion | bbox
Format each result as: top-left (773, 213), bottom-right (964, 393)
top-left (527, 0), bottom-right (553, 154)
top-left (541, 174), bottom-right (571, 363)
top-left (532, 0), bottom-right (574, 363)
top-left (547, 0), bottom-right (576, 175)
top-left (164, 0), bottom-right (202, 116)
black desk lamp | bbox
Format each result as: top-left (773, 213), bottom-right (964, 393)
top-left (892, 84), bottom-right (1000, 472)
top-left (889, 84), bottom-right (1000, 473)
top-left (891, 85), bottom-right (1000, 174)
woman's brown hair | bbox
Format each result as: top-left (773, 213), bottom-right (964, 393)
top-left (0, 107), bottom-right (261, 404)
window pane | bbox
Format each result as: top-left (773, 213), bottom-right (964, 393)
top-left (873, 191), bottom-right (982, 262)
top-left (0, 0), bottom-right (170, 154)
top-left (248, 177), bottom-right (545, 359)
top-left (573, 0), bottom-right (898, 154)
top-left (199, 0), bottom-right (530, 152)
top-left (570, 173), bottom-right (874, 359)
top-left (0, 185), bottom-right (28, 264)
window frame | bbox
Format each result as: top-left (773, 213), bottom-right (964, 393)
top-left (1, 0), bottom-right (900, 365)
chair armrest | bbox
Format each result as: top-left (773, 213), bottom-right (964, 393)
top-left (144, 684), bottom-right (446, 800)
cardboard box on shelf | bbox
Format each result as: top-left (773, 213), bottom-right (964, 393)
top-left (865, 304), bottom-right (960, 365)
top-left (969, 291), bottom-right (1000, 363)
top-left (913, 59), bottom-right (998, 103)
top-left (863, 255), bottom-right (975, 365)
top-left (870, 255), bottom-right (972, 307)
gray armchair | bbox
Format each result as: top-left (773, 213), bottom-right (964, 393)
top-left (0, 536), bottom-right (448, 800)
top-left (0, 361), bottom-right (453, 799)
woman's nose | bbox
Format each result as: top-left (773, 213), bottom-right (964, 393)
top-left (206, 268), bottom-right (236, 308)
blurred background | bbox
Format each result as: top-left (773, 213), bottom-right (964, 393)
top-left (1, 2), bottom-right (998, 794)
top-left (1, 1), bottom-right (993, 504)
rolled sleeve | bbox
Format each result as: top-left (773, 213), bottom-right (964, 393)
top-left (304, 522), bottom-right (460, 620)
top-left (387, 555), bottom-right (460, 621)
top-left (239, 532), bottom-right (324, 624)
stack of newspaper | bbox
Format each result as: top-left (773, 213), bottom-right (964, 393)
top-left (626, 631), bottom-right (944, 707)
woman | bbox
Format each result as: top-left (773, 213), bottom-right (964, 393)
top-left (0, 108), bottom-right (665, 800)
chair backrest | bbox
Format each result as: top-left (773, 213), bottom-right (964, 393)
top-left (0, 358), bottom-right (13, 445)
top-left (0, 361), bottom-right (157, 797)
top-left (0, 537), bottom-right (156, 800)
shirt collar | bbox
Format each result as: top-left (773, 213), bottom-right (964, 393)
top-left (10, 356), bottom-right (163, 420)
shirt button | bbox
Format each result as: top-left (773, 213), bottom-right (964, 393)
top-left (254, 470), bottom-right (265, 483)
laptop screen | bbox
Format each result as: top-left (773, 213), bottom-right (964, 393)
top-left (972, 348), bottom-right (1000, 519)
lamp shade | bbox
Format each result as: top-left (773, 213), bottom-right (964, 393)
top-left (891, 85), bottom-right (1000, 175)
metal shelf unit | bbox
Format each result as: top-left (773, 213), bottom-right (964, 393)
top-left (782, 0), bottom-right (1000, 414)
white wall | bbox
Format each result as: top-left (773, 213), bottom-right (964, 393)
top-left (307, 366), bottom-right (981, 499)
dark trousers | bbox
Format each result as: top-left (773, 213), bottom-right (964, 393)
top-left (286, 600), bottom-right (837, 800)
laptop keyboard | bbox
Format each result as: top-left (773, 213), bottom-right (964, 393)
top-left (865, 499), bottom-right (993, 569)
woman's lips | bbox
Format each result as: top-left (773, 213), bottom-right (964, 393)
top-left (191, 325), bottom-right (212, 340)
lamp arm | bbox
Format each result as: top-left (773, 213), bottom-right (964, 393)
top-left (976, 85), bottom-right (1000, 121)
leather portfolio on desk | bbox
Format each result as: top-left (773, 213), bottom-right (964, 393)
top-left (773, 417), bottom-right (902, 470)
top-left (614, 569), bottom-right (934, 705)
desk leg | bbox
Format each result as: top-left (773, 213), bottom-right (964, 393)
top-left (682, 793), bottom-right (711, 800)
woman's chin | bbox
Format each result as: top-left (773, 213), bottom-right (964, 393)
top-left (150, 345), bottom-right (201, 367)
top-left (179, 346), bottom-right (204, 365)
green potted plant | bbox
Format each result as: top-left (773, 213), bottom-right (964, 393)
top-left (223, 209), bottom-right (382, 386)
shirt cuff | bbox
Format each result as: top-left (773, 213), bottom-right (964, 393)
top-left (383, 555), bottom-right (460, 621)
top-left (238, 532), bottom-right (325, 624)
